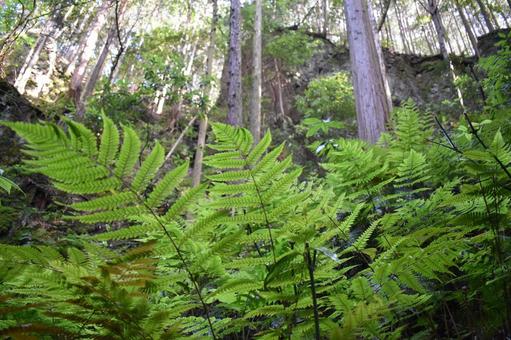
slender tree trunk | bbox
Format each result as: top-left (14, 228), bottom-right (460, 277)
top-left (109, 35), bottom-right (130, 83)
top-left (486, 1), bottom-right (500, 29)
top-left (64, 10), bottom-right (93, 73)
top-left (469, 2), bottom-right (487, 34)
top-left (344, 0), bottom-right (392, 143)
top-left (449, 14), bottom-right (464, 54)
top-left (455, 0), bottom-right (480, 57)
top-left (396, 0), bottom-right (416, 53)
top-left (227, 0), bottom-right (243, 126)
top-left (426, 0), bottom-right (465, 108)
top-left (452, 12), bottom-right (470, 54)
top-left (274, 59), bottom-right (287, 126)
top-left (33, 35), bottom-right (58, 96)
top-left (394, 2), bottom-right (411, 53)
top-left (427, 0), bottom-right (449, 60)
top-left (191, 0), bottom-right (219, 187)
top-left (77, 0), bottom-right (128, 115)
top-left (475, 0), bottom-right (495, 31)
top-left (70, 0), bottom-right (110, 111)
top-left (377, 0), bottom-right (392, 32)
top-left (76, 26), bottom-right (117, 116)
top-left (14, 34), bottom-right (48, 93)
top-left (322, 0), bottom-right (328, 36)
top-left (384, 15), bottom-right (395, 51)
top-left (414, 1), bottom-right (434, 54)
top-left (250, 0), bottom-right (262, 143)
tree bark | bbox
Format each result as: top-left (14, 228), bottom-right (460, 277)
top-left (344, 0), bottom-right (392, 143)
top-left (191, 0), bottom-right (219, 187)
top-left (250, 0), bottom-right (262, 143)
top-left (227, 0), bottom-right (243, 126)
top-left (454, 0), bottom-right (480, 57)
top-left (69, 0), bottom-right (111, 111)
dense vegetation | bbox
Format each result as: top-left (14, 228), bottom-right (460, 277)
top-left (1, 0), bottom-right (511, 338)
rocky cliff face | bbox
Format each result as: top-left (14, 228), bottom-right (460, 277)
top-left (218, 30), bottom-right (509, 131)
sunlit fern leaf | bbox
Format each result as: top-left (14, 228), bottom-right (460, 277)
top-left (348, 220), bottom-right (379, 253)
top-left (70, 191), bottom-right (137, 211)
top-left (246, 130), bottom-right (271, 165)
top-left (98, 114), bottom-right (119, 166)
top-left (209, 123), bottom-right (253, 155)
top-left (394, 150), bottom-right (431, 192)
top-left (132, 141), bottom-right (164, 193)
top-left (64, 118), bottom-right (98, 157)
top-left (146, 161), bottom-right (188, 208)
top-left (115, 124), bottom-right (141, 178)
top-left (2, 118), bottom-right (200, 239)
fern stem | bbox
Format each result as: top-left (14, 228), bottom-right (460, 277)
top-left (100, 163), bottom-right (217, 339)
top-left (327, 215), bottom-right (375, 272)
top-left (249, 172), bottom-right (276, 264)
top-left (128, 187), bottom-right (217, 339)
top-left (304, 242), bottom-right (320, 340)
top-left (464, 111), bottom-right (511, 181)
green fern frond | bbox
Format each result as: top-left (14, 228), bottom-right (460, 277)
top-left (98, 114), bottom-right (120, 166)
top-left (115, 124), bottom-right (142, 178)
top-left (132, 141), bottom-right (164, 192)
top-left (146, 161), bottom-right (188, 208)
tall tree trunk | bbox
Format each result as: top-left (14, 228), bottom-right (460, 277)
top-left (486, 0), bottom-right (500, 29)
top-left (414, 1), bottom-right (435, 54)
top-left (250, 0), bottom-right (262, 143)
top-left (76, 26), bottom-right (117, 116)
top-left (394, 2), bottom-right (411, 53)
top-left (64, 10), bottom-right (94, 74)
top-left (33, 36), bottom-right (58, 96)
top-left (274, 59), bottom-right (287, 127)
top-left (426, 0), bottom-right (465, 108)
top-left (454, 0), bottom-right (480, 57)
top-left (344, 0), bottom-right (392, 143)
top-left (70, 0), bottom-right (110, 111)
top-left (475, 0), bottom-right (495, 31)
top-left (427, 0), bottom-right (449, 60)
top-left (191, 0), bottom-right (219, 187)
top-left (227, 0), bottom-right (242, 126)
top-left (77, 0), bottom-right (128, 115)
top-left (384, 14), bottom-right (395, 51)
top-left (322, 0), bottom-right (328, 36)
top-left (469, 2), bottom-right (487, 34)
top-left (377, 0), bottom-right (392, 32)
top-left (396, 0), bottom-right (416, 53)
top-left (14, 33), bottom-right (48, 93)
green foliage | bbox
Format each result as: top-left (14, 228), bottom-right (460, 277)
top-left (86, 80), bottom-right (150, 124)
top-left (479, 32), bottom-right (511, 112)
top-left (0, 168), bottom-right (20, 195)
top-left (1, 104), bottom-right (511, 338)
top-left (265, 31), bottom-right (320, 68)
top-left (297, 72), bottom-right (355, 122)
